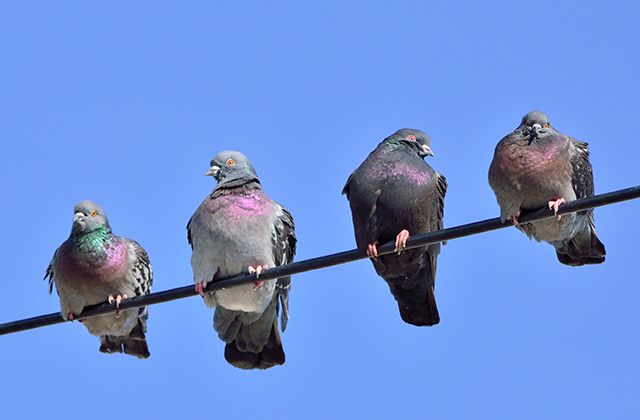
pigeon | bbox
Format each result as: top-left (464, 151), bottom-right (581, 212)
top-left (343, 129), bottom-right (447, 326)
top-left (488, 110), bottom-right (606, 266)
top-left (45, 200), bottom-right (153, 359)
top-left (187, 150), bottom-right (296, 370)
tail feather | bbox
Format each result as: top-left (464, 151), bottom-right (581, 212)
top-left (380, 248), bottom-right (440, 326)
top-left (390, 281), bottom-right (440, 326)
top-left (224, 318), bottom-right (285, 370)
top-left (99, 318), bottom-right (150, 359)
top-left (556, 224), bottom-right (606, 266)
top-left (214, 296), bottom-right (285, 370)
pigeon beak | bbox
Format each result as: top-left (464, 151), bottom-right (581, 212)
top-left (205, 166), bottom-right (220, 178)
top-left (421, 144), bottom-right (434, 157)
top-left (531, 123), bottom-right (541, 137)
top-left (73, 212), bottom-right (86, 228)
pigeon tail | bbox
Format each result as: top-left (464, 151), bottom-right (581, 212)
top-left (389, 281), bottom-right (440, 326)
top-left (555, 224), bottom-right (606, 266)
top-left (214, 296), bottom-right (285, 369)
top-left (224, 318), bottom-right (285, 370)
top-left (99, 318), bottom-right (150, 359)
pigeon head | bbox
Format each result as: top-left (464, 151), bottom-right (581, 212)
top-left (386, 128), bottom-right (434, 158)
top-left (518, 111), bottom-right (550, 138)
top-left (71, 200), bottom-right (111, 235)
top-left (206, 150), bottom-right (259, 185)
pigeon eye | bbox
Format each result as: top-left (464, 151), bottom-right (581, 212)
top-left (408, 135), bottom-right (416, 141)
top-left (226, 159), bottom-right (235, 166)
top-left (544, 123), bottom-right (549, 128)
top-left (91, 210), bottom-right (98, 217)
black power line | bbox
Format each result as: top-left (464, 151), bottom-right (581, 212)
top-left (1, 185), bottom-right (639, 336)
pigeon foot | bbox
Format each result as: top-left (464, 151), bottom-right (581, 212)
top-left (395, 229), bottom-right (410, 255)
top-left (548, 198), bottom-right (565, 220)
top-left (108, 294), bottom-right (128, 308)
top-left (195, 281), bottom-right (208, 296)
top-left (248, 264), bottom-right (269, 278)
top-left (509, 208), bottom-right (522, 225)
top-left (367, 241), bottom-right (379, 260)
top-left (108, 294), bottom-right (127, 318)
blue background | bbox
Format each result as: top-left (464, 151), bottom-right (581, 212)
top-left (1, 2), bottom-right (639, 419)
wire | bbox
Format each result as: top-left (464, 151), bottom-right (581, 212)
top-left (1, 185), bottom-right (639, 336)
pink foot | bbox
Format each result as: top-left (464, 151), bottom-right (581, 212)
top-left (253, 281), bottom-right (264, 291)
top-left (68, 312), bottom-right (75, 320)
top-left (195, 281), bottom-right (208, 296)
top-left (548, 198), bottom-right (565, 220)
top-left (395, 229), bottom-right (410, 255)
top-left (367, 241), bottom-right (379, 259)
top-left (248, 264), bottom-right (269, 278)
top-left (108, 294), bottom-right (128, 307)
top-left (509, 208), bottom-right (522, 225)
top-left (108, 294), bottom-right (127, 319)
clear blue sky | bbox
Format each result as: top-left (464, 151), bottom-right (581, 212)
top-left (1, 2), bottom-right (639, 419)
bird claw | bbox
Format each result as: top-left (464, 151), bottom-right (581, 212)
top-left (548, 198), bottom-right (565, 220)
top-left (195, 281), bottom-right (208, 296)
top-left (108, 294), bottom-right (127, 318)
top-left (108, 294), bottom-right (128, 308)
top-left (395, 229), bottom-right (410, 255)
top-left (248, 264), bottom-right (269, 278)
top-left (510, 214), bottom-right (520, 225)
top-left (253, 281), bottom-right (264, 291)
top-left (366, 241), bottom-right (379, 260)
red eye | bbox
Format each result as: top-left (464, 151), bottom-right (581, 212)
top-left (408, 135), bottom-right (416, 141)
top-left (226, 159), bottom-right (235, 166)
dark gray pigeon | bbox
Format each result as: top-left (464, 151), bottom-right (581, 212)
top-left (489, 110), bottom-right (606, 266)
top-left (343, 129), bottom-right (447, 326)
top-left (187, 150), bottom-right (296, 370)
top-left (45, 200), bottom-right (153, 359)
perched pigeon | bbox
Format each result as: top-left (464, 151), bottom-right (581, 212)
top-left (187, 151), bottom-right (296, 370)
top-left (488, 110), bottom-right (606, 266)
top-left (45, 200), bottom-right (153, 359)
top-left (343, 129), bottom-right (447, 326)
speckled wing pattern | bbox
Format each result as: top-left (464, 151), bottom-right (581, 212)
top-left (569, 137), bottom-right (594, 206)
top-left (272, 205), bottom-right (296, 331)
top-left (126, 238), bottom-right (153, 298)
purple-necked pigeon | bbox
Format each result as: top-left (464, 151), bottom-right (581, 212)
top-left (343, 129), bottom-right (447, 326)
top-left (489, 111), bottom-right (606, 265)
top-left (187, 151), bottom-right (296, 369)
top-left (45, 200), bottom-right (153, 359)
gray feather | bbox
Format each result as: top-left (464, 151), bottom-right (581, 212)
top-left (187, 151), bottom-right (296, 369)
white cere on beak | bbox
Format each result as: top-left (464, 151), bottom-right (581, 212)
top-left (421, 144), bottom-right (434, 156)
top-left (205, 166), bottom-right (220, 177)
